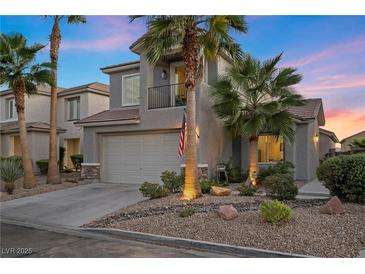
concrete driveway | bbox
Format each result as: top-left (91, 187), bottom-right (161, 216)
top-left (0, 183), bottom-right (143, 227)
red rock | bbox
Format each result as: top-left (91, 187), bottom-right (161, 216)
top-left (210, 186), bottom-right (231, 196)
top-left (218, 204), bottom-right (238, 220)
top-left (320, 196), bottom-right (344, 215)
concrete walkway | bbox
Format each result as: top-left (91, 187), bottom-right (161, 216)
top-left (297, 178), bottom-right (330, 199)
top-left (0, 183), bottom-right (144, 226)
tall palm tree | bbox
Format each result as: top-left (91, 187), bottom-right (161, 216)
top-left (350, 138), bottom-right (365, 149)
top-left (0, 33), bottom-right (54, 188)
top-left (211, 53), bottom-right (304, 185)
top-left (45, 15), bottom-right (86, 185)
top-left (130, 16), bottom-right (247, 200)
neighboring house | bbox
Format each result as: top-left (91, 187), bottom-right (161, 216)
top-left (78, 37), bottom-right (331, 184)
top-left (318, 128), bottom-right (339, 160)
top-left (340, 130), bottom-right (365, 151)
top-left (0, 82), bottom-right (109, 172)
top-left (0, 85), bottom-right (65, 172)
top-left (57, 82), bottom-right (109, 168)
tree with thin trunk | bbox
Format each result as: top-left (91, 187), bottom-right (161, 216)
top-left (211, 53), bottom-right (304, 185)
top-left (0, 33), bottom-right (54, 188)
top-left (130, 16), bottom-right (247, 200)
top-left (45, 15), bottom-right (86, 185)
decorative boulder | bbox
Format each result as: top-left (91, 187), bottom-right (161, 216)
top-left (320, 196), bottom-right (344, 215)
top-left (218, 205), bottom-right (238, 220)
top-left (210, 186), bottom-right (231, 196)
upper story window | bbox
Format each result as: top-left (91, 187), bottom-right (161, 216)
top-left (122, 74), bottom-right (140, 106)
top-left (258, 135), bottom-right (284, 163)
top-left (6, 98), bottom-right (17, 120)
top-left (67, 97), bottom-right (80, 121)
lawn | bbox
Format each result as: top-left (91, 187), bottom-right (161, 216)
top-left (84, 192), bottom-right (365, 258)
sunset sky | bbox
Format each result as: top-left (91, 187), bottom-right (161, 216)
top-left (1, 15), bottom-right (364, 140)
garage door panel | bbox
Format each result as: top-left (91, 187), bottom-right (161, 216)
top-left (102, 132), bottom-right (181, 184)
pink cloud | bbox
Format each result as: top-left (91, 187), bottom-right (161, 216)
top-left (60, 16), bottom-right (145, 52)
top-left (282, 36), bottom-right (365, 68)
top-left (323, 109), bottom-right (365, 140)
top-left (298, 74), bottom-right (365, 93)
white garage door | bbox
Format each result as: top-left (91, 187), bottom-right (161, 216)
top-left (102, 132), bottom-right (182, 184)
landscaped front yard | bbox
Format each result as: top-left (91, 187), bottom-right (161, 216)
top-left (0, 172), bottom-right (90, 202)
top-left (84, 193), bottom-right (365, 258)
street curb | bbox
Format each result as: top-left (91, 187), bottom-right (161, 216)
top-left (81, 227), bottom-right (312, 258)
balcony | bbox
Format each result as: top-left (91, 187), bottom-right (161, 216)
top-left (148, 83), bottom-right (187, 110)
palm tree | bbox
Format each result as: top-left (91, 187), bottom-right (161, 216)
top-left (130, 16), bottom-right (247, 200)
top-left (0, 33), bottom-right (54, 188)
top-left (211, 53), bottom-right (304, 186)
top-left (45, 15), bottom-right (86, 185)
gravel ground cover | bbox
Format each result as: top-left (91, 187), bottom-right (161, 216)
top-left (84, 193), bottom-right (365, 257)
top-left (0, 172), bottom-right (90, 202)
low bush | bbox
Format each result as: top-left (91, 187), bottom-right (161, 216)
top-left (160, 170), bottom-right (183, 193)
top-left (257, 161), bottom-right (294, 184)
top-left (317, 154), bottom-right (365, 203)
top-left (36, 159), bottom-right (49, 175)
top-left (1, 156), bottom-right (23, 170)
top-left (221, 160), bottom-right (246, 183)
top-left (0, 160), bottom-right (23, 194)
top-left (238, 185), bottom-right (256, 196)
top-left (263, 173), bottom-right (298, 200)
top-left (178, 207), bottom-right (196, 218)
top-left (139, 182), bottom-right (169, 199)
top-left (200, 180), bottom-right (218, 194)
top-left (259, 200), bottom-right (292, 224)
top-left (70, 154), bottom-right (83, 171)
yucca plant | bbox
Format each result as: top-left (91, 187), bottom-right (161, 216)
top-left (0, 160), bottom-right (23, 194)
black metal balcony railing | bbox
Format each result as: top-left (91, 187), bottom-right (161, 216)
top-left (148, 83), bottom-right (187, 110)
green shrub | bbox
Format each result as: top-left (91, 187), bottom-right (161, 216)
top-left (221, 160), bottom-right (246, 183)
top-left (257, 161), bottom-right (294, 183)
top-left (317, 154), bottom-right (365, 203)
top-left (263, 173), bottom-right (298, 200)
top-left (139, 182), bottom-right (169, 199)
top-left (259, 200), bottom-right (292, 224)
top-left (161, 170), bottom-right (183, 193)
top-left (70, 154), bottom-right (83, 171)
top-left (59, 146), bottom-right (65, 171)
top-left (0, 160), bottom-right (23, 183)
top-left (238, 185), bottom-right (256, 196)
top-left (200, 180), bottom-right (218, 194)
top-left (1, 156), bottom-right (23, 170)
top-left (178, 207), bottom-right (196, 218)
top-left (36, 159), bottom-right (49, 175)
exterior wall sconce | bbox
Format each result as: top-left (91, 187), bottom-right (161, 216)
top-left (161, 69), bottom-right (167, 79)
top-left (313, 133), bottom-right (319, 143)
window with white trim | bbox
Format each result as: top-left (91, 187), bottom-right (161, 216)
top-left (122, 74), bottom-right (140, 106)
top-left (6, 98), bottom-right (17, 120)
top-left (67, 97), bottom-right (80, 120)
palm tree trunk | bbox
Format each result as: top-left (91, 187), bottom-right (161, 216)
top-left (181, 26), bottom-right (201, 200)
top-left (247, 136), bottom-right (259, 186)
top-left (47, 17), bottom-right (61, 185)
top-left (14, 80), bottom-right (37, 189)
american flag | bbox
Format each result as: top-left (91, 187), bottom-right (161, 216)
top-left (178, 109), bottom-right (187, 157)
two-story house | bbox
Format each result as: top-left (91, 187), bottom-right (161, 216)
top-left (0, 82), bottom-right (109, 172)
top-left (57, 82), bottom-right (109, 168)
top-left (77, 36), bottom-right (334, 185)
top-left (0, 85), bottom-right (65, 171)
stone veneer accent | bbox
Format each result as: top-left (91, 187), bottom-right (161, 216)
top-left (180, 164), bottom-right (208, 182)
top-left (81, 163), bottom-right (100, 182)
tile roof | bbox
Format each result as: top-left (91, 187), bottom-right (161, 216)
top-left (75, 108), bottom-right (140, 125)
top-left (100, 60), bottom-right (140, 71)
top-left (319, 128), bottom-right (339, 143)
top-left (0, 121), bottom-right (66, 133)
top-left (340, 130), bottom-right (365, 143)
top-left (288, 98), bottom-right (324, 125)
top-left (58, 82), bottom-right (109, 95)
